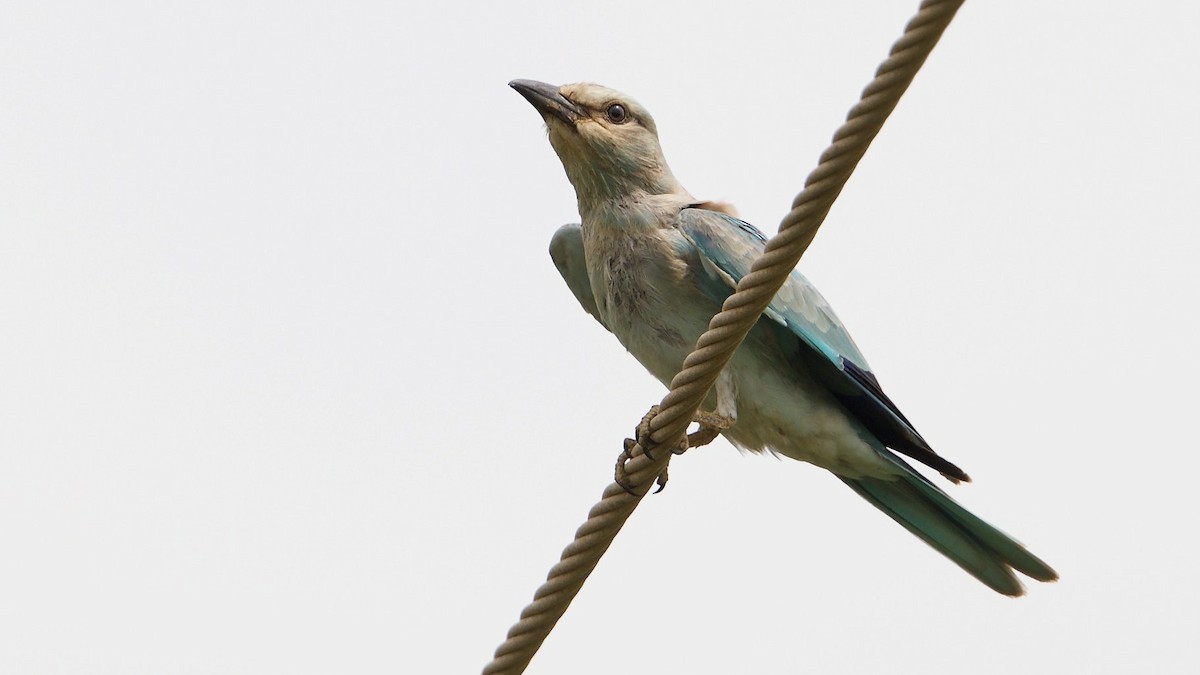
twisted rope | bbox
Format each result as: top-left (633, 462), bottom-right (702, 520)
top-left (483, 1), bottom-right (965, 672)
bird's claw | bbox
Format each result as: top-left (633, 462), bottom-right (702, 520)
top-left (614, 437), bottom-right (640, 495)
top-left (653, 464), bottom-right (669, 493)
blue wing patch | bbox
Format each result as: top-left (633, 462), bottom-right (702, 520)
top-left (677, 206), bottom-right (969, 482)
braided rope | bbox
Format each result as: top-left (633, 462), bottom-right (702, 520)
top-left (483, 1), bottom-right (964, 672)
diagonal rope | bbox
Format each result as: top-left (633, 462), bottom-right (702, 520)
top-left (483, 1), bottom-right (965, 672)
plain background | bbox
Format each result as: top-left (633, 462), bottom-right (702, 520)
top-left (3, 1), bottom-right (1199, 673)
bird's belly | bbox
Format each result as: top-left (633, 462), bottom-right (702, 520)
top-left (615, 301), bottom-right (898, 480)
top-left (721, 344), bottom-right (898, 479)
top-left (607, 288), bottom-right (711, 385)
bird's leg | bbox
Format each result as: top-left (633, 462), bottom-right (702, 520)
top-left (684, 411), bottom-right (734, 449)
top-left (683, 368), bottom-right (738, 451)
top-left (652, 405), bottom-right (734, 492)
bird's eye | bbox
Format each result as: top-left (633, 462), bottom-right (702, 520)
top-left (606, 103), bottom-right (628, 124)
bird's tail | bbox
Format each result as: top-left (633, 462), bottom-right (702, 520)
top-left (840, 452), bottom-right (1057, 596)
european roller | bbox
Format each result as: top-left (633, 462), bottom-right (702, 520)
top-left (510, 79), bottom-right (1057, 596)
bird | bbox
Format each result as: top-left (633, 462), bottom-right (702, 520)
top-left (510, 78), bottom-right (1057, 596)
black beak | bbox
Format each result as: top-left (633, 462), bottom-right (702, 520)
top-left (509, 79), bottom-right (583, 125)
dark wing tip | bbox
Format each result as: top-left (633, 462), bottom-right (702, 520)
top-left (941, 469), bottom-right (972, 484)
top-left (841, 359), bottom-right (972, 483)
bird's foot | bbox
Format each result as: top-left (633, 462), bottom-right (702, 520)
top-left (615, 406), bottom-right (732, 494)
top-left (616, 437), bottom-right (670, 494)
top-left (685, 409), bottom-right (735, 451)
top-left (632, 405), bottom-right (687, 461)
top-left (615, 405), bottom-right (685, 494)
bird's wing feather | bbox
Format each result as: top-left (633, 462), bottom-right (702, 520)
top-left (677, 207), bottom-right (969, 482)
top-left (549, 223), bottom-right (609, 331)
top-left (678, 208), bottom-right (870, 367)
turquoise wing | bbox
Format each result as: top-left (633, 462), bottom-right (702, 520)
top-left (677, 207), bottom-right (968, 482)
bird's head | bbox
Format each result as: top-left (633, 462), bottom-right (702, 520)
top-left (510, 79), bottom-right (686, 207)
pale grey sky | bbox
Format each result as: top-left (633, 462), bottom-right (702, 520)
top-left (3, 1), bottom-right (1198, 673)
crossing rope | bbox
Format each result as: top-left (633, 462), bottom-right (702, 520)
top-left (483, 1), bottom-right (966, 672)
